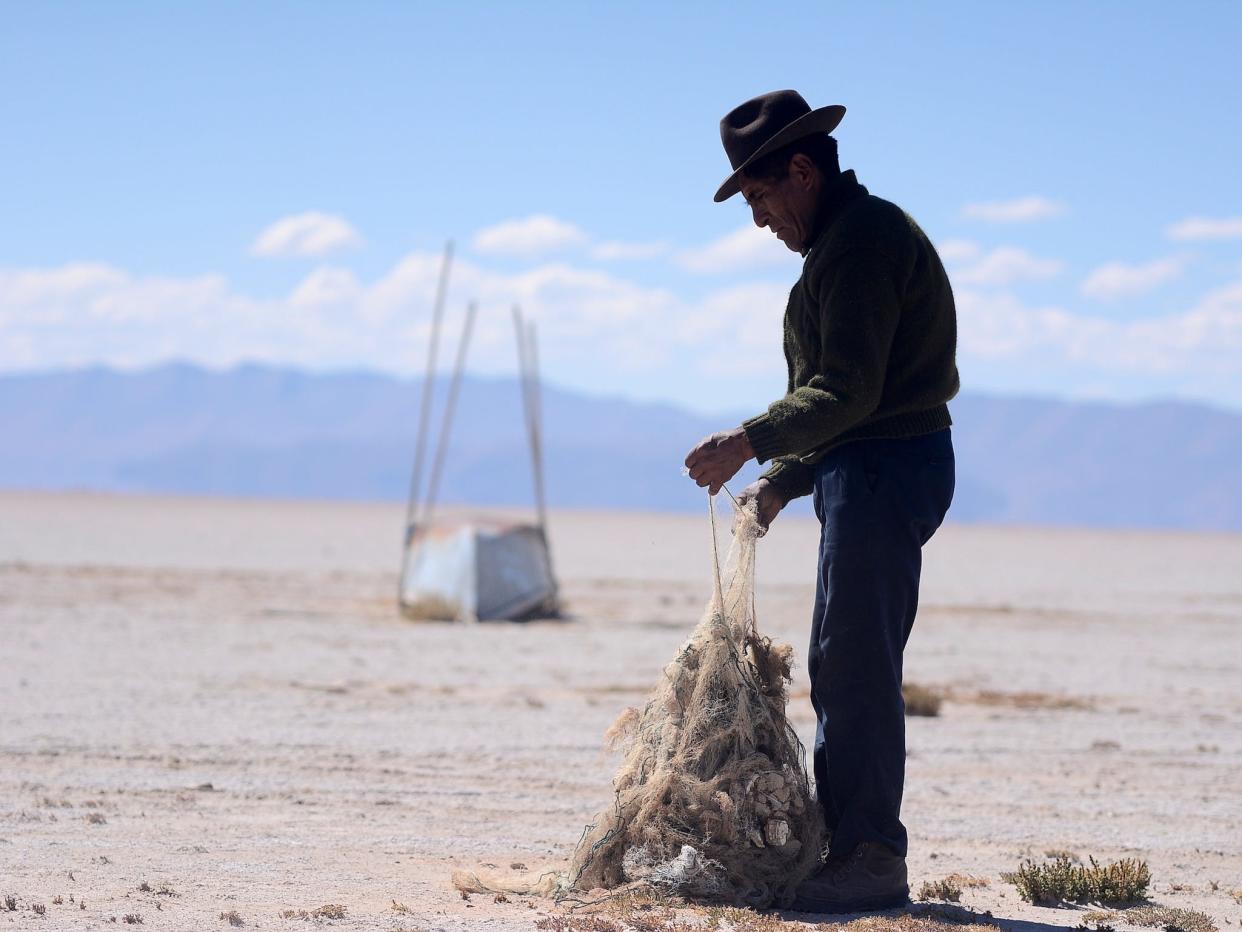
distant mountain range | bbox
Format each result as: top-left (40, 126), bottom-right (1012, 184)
top-left (2, 363), bottom-right (1239, 531)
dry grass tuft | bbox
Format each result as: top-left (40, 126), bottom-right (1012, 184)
top-left (945, 874), bottom-right (989, 889)
top-left (86, 812), bottom-right (107, 824)
top-left (32, 903), bottom-right (47, 916)
top-left (3, 896), bottom-right (16, 911)
top-left (122, 914), bottom-right (144, 924)
top-left (701, 904), bottom-right (790, 931)
top-left (817, 914), bottom-right (1001, 932)
top-left (534, 902), bottom-right (1007, 932)
top-left (279, 904), bottom-right (348, 920)
top-left (903, 682), bottom-right (943, 717)
top-left (52, 895), bottom-right (64, 905)
top-left (951, 688), bottom-right (1093, 711)
top-left (390, 900), bottom-right (414, 914)
top-left (535, 916), bottom-right (625, 932)
top-left (1043, 848), bottom-right (1081, 862)
top-left (1002, 856), bottom-right (1149, 906)
top-left (917, 878), bottom-right (963, 902)
top-left (1230, 888), bottom-right (1242, 904)
top-left (219, 910), bottom-right (244, 926)
top-left (1084, 905), bottom-right (1217, 932)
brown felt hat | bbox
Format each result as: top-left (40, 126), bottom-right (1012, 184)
top-left (714, 90), bottom-right (846, 202)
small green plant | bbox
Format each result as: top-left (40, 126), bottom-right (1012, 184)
top-left (918, 878), bottom-right (963, 902)
top-left (1002, 855), bottom-right (1149, 906)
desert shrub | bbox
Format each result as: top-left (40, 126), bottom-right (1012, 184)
top-left (903, 682), bottom-right (943, 717)
top-left (917, 878), bottom-right (963, 902)
top-left (1002, 856), bottom-right (1149, 906)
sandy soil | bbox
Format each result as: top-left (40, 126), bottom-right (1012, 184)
top-left (1, 490), bottom-right (1239, 931)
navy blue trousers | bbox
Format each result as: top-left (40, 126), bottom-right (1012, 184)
top-left (809, 428), bottom-right (955, 859)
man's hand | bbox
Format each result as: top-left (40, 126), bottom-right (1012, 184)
top-left (736, 478), bottom-right (788, 533)
top-left (684, 427), bottom-right (754, 495)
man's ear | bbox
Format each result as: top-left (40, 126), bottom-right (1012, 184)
top-left (788, 153), bottom-right (819, 191)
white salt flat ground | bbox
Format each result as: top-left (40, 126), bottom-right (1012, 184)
top-left (1, 491), bottom-right (1239, 930)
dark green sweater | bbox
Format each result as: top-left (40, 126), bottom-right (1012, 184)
top-left (742, 170), bottom-right (960, 501)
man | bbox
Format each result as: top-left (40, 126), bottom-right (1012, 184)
top-left (684, 89), bottom-right (959, 913)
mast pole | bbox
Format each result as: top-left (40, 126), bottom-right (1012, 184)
top-left (423, 301), bottom-right (478, 529)
top-left (404, 239), bottom-right (453, 536)
top-left (526, 320), bottom-right (548, 535)
top-left (399, 240), bottom-right (453, 606)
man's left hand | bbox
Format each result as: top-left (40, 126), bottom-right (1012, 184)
top-left (684, 427), bottom-right (754, 495)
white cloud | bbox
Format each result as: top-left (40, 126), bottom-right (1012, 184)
top-left (471, 215), bottom-right (587, 256)
top-left (251, 212), bottom-right (363, 258)
top-left (1081, 256), bottom-right (1186, 300)
top-left (954, 247), bottom-right (1063, 286)
top-left (289, 267), bottom-right (363, 308)
top-left (590, 240), bottom-right (668, 261)
top-left (935, 239), bottom-right (981, 263)
top-left (676, 225), bottom-right (796, 274)
top-left (955, 283), bottom-right (1242, 375)
top-left (4, 252), bottom-right (1240, 410)
top-left (1166, 216), bottom-right (1242, 241)
top-left (962, 196), bottom-right (1066, 223)
top-left (0, 253), bottom-right (782, 389)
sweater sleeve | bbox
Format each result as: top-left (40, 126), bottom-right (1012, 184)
top-left (742, 245), bottom-right (905, 463)
top-left (760, 456), bottom-right (816, 502)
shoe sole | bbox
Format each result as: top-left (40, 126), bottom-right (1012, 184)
top-left (789, 891), bottom-right (910, 915)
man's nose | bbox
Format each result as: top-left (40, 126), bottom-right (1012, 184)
top-left (750, 203), bottom-right (768, 228)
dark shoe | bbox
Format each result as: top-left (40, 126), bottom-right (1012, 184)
top-left (791, 842), bottom-right (909, 914)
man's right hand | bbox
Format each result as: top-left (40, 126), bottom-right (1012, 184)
top-left (736, 478), bottom-right (788, 533)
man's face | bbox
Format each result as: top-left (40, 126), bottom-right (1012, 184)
top-left (739, 155), bottom-right (821, 254)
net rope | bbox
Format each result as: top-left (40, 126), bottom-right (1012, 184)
top-left (453, 492), bottom-right (823, 907)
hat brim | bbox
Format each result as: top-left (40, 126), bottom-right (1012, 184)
top-left (713, 104), bottom-right (846, 203)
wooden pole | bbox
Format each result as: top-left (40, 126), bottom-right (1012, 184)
top-left (511, 306), bottom-right (540, 523)
top-left (404, 240), bottom-right (453, 536)
top-left (399, 240), bottom-right (453, 607)
top-left (525, 320), bottom-right (548, 535)
top-left (423, 301), bottom-right (477, 528)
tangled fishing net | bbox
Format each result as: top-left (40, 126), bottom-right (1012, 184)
top-left (454, 496), bottom-right (823, 907)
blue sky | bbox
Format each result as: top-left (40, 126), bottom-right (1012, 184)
top-left (3, 2), bottom-right (1240, 414)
